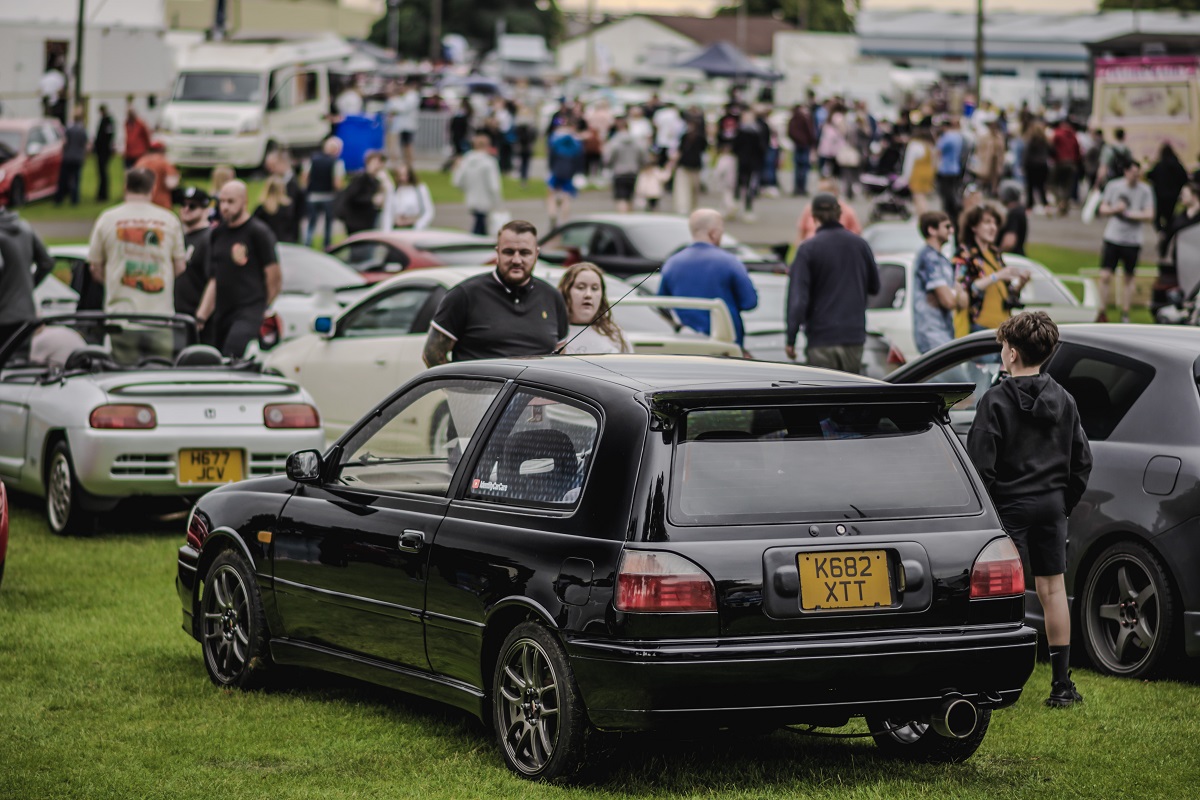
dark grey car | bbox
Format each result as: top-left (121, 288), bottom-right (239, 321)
top-left (888, 324), bottom-right (1200, 679)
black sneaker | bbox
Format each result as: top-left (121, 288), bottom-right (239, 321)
top-left (1046, 676), bottom-right (1083, 708)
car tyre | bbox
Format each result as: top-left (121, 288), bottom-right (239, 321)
top-left (866, 710), bottom-right (991, 763)
top-left (1080, 540), bottom-right (1176, 678)
top-left (492, 622), bottom-right (592, 782)
top-left (200, 550), bottom-right (273, 689)
top-left (46, 440), bottom-right (96, 536)
top-left (9, 178), bottom-right (26, 208)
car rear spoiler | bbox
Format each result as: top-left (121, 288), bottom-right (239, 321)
top-left (618, 296), bottom-right (737, 344)
top-left (645, 382), bottom-right (976, 430)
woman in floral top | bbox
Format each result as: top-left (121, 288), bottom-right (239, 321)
top-left (954, 204), bottom-right (1031, 336)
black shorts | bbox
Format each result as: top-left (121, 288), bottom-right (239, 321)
top-left (399, 130), bottom-right (414, 146)
top-left (1101, 241), bottom-right (1140, 276)
top-left (996, 491), bottom-right (1068, 577)
top-left (612, 173), bottom-right (636, 202)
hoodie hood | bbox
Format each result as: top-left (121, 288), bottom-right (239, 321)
top-left (1001, 373), bottom-right (1066, 424)
top-left (0, 209), bottom-right (21, 234)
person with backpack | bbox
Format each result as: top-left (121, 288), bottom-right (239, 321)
top-left (1097, 128), bottom-right (1133, 187)
top-left (546, 122), bottom-right (584, 228)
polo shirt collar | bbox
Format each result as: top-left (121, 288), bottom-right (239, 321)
top-left (492, 269), bottom-right (535, 298)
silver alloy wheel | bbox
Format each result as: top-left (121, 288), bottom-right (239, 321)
top-left (203, 564), bottom-right (252, 683)
top-left (1083, 551), bottom-right (1162, 675)
top-left (497, 637), bottom-right (561, 775)
top-left (47, 450), bottom-right (73, 533)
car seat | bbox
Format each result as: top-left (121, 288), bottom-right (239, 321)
top-left (63, 345), bottom-right (114, 373)
top-left (175, 344), bottom-right (224, 367)
top-left (498, 429), bottom-right (580, 504)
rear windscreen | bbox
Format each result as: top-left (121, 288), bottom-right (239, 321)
top-left (670, 403), bottom-right (979, 525)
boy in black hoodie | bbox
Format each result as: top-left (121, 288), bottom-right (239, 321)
top-left (968, 311), bottom-right (1092, 708)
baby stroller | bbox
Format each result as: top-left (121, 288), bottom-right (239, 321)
top-left (860, 173), bottom-right (912, 223)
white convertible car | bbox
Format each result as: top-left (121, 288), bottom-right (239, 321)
top-left (0, 313), bottom-right (325, 534)
top-left (263, 266), bottom-right (743, 441)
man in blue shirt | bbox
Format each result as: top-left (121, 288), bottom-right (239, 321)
top-left (936, 117), bottom-right (965, 224)
top-left (658, 208), bottom-right (758, 349)
top-left (912, 211), bottom-right (966, 354)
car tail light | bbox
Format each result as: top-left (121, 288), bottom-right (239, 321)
top-left (970, 537), bottom-right (1025, 599)
top-left (90, 404), bottom-right (156, 429)
top-left (263, 403), bottom-right (320, 429)
top-left (185, 506), bottom-right (210, 550)
top-left (259, 312), bottom-right (282, 349)
top-left (615, 551), bottom-right (717, 612)
top-left (887, 343), bottom-right (907, 365)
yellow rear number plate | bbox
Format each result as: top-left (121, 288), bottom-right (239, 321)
top-left (799, 550), bottom-right (892, 611)
top-left (179, 449), bottom-right (244, 484)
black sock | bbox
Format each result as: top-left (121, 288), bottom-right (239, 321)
top-left (1049, 646), bottom-right (1070, 684)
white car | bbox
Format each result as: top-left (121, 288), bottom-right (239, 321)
top-left (870, 250), bottom-right (1100, 361)
top-left (264, 266), bottom-right (742, 441)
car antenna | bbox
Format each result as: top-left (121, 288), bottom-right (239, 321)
top-left (554, 265), bottom-right (664, 355)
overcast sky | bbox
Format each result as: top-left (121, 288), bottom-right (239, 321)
top-left (558, 0), bottom-right (1100, 16)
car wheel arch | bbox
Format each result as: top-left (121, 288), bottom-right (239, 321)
top-left (480, 599), bottom-right (560, 702)
top-left (1069, 527), bottom-right (1169, 602)
top-left (195, 528), bottom-right (261, 601)
top-left (40, 430), bottom-right (68, 494)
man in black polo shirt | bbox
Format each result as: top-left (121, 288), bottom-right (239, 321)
top-left (423, 219), bottom-right (568, 365)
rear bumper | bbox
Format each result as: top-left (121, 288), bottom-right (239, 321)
top-left (567, 625), bottom-right (1037, 731)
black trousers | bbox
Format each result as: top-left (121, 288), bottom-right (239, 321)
top-left (937, 173), bottom-right (961, 224)
top-left (95, 150), bottom-right (112, 201)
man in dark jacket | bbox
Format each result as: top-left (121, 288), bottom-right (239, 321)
top-left (785, 193), bottom-right (880, 373)
top-left (338, 150), bottom-right (384, 235)
top-left (967, 311), bottom-right (1092, 709)
top-left (93, 104), bottom-right (115, 202)
top-left (0, 208), bottom-right (55, 355)
top-left (787, 103), bottom-right (817, 196)
top-left (55, 106), bottom-right (89, 206)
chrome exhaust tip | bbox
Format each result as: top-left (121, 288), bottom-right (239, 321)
top-left (931, 696), bottom-right (978, 739)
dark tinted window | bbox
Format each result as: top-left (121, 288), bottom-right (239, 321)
top-left (467, 390), bottom-right (599, 508)
top-left (670, 403), bottom-right (978, 525)
top-left (1048, 344), bottom-right (1154, 441)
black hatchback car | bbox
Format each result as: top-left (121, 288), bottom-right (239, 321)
top-left (177, 356), bottom-right (1036, 781)
top-left (889, 325), bottom-right (1200, 680)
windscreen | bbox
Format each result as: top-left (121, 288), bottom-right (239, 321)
top-left (670, 403), bottom-right (978, 525)
top-left (172, 72), bottom-right (262, 103)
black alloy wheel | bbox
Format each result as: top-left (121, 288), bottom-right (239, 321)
top-left (492, 622), bottom-right (591, 782)
top-left (200, 550), bottom-right (273, 689)
top-left (866, 710), bottom-right (991, 763)
top-left (1080, 540), bottom-right (1176, 678)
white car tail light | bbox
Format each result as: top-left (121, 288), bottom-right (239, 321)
top-left (263, 403), bottom-right (320, 429)
top-left (615, 551), bottom-right (717, 612)
top-left (90, 404), bottom-right (156, 429)
top-left (970, 537), bottom-right (1026, 599)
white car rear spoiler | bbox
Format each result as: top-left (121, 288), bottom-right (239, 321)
top-left (616, 296), bottom-right (737, 344)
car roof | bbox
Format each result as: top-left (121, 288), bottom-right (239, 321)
top-left (960, 323), bottom-right (1200, 363)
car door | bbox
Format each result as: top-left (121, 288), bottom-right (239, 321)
top-left (0, 379), bottom-right (35, 479)
top-left (866, 259), bottom-right (914, 358)
top-left (299, 282), bottom-right (445, 439)
top-left (272, 377), bottom-right (505, 669)
top-left (886, 340), bottom-right (1004, 440)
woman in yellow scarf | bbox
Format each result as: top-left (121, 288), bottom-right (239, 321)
top-left (953, 204), bottom-right (1031, 336)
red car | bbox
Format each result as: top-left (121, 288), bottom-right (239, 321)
top-left (0, 479), bottom-right (8, 589)
top-left (326, 229), bottom-right (497, 283)
top-left (0, 119), bottom-right (65, 207)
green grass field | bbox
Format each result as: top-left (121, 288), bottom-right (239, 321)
top-left (1, 501), bottom-right (1198, 799)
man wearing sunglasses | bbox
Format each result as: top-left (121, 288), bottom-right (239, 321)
top-left (174, 186), bottom-right (213, 326)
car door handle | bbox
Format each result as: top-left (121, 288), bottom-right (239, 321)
top-left (398, 529), bottom-right (425, 552)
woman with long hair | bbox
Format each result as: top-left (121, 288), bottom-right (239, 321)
top-left (388, 162), bottom-right (435, 230)
top-left (953, 204), bottom-right (1031, 336)
top-left (1022, 120), bottom-right (1051, 213)
top-left (1147, 142), bottom-right (1189, 232)
top-left (556, 263), bottom-right (632, 354)
top-left (252, 175), bottom-right (297, 243)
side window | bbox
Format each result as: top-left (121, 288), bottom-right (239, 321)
top-left (28, 128), bottom-right (47, 150)
top-left (339, 287), bottom-right (433, 337)
top-left (1047, 345), bottom-right (1154, 441)
top-left (543, 224), bottom-right (596, 255)
top-left (466, 390), bottom-right (600, 508)
top-left (338, 379), bottom-right (502, 496)
top-left (591, 226), bottom-right (623, 257)
top-left (868, 263), bottom-right (907, 309)
top-left (297, 71), bottom-right (320, 104)
top-left (42, 125), bottom-right (62, 144)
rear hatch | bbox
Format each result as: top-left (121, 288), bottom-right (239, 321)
top-left (646, 384), bottom-right (1011, 637)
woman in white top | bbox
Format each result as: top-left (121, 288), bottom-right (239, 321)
top-left (386, 162), bottom-right (435, 231)
top-left (557, 263), bottom-right (633, 355)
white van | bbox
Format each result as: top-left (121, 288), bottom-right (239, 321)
top-left (159, 35), bottom-right (353, 169)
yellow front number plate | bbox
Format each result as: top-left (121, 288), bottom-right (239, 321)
top-left (179, 449), bottom-right (244, 484)
top-left (799, 550), bottom-right (892, 611)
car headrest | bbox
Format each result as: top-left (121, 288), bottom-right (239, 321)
top-left (63, 345), bottom-right (114, 373)
top-left (175, 344), bottom-right (224, 367)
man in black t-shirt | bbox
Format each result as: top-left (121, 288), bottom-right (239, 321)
top-left (195, 180), bottom-right (281, 357)
top-left (423, 220), bottom-right (568, 366)
top-left (173, 187), bottom-right (213, 319)
top-left (998, 183), bottom-right (1028, 256)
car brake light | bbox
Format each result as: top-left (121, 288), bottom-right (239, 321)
top-left (970, 537), bottom-right (1025, 598)
top-left (259, 312), bottom-right (282, 349)
top-left (615, 551), bottom-right (717, 612)
top-left (90, 404), bottom-right (156, 429)
top-left (887, 344), bottom-right (907, 365)
top-left (185, 506), bottom-right (210, 550)
top-left (263, 403), bottom-right (320, 428)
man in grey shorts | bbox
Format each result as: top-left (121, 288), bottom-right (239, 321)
top-left (1098, 160), bottom-right (1155, 323)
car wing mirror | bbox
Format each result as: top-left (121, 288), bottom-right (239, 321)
top-left (313, 315), bottom-right (333, 336)
top-left (286, 449), bottom-right (323, 483)
top-left (26, 143), bottom-right (43, 157)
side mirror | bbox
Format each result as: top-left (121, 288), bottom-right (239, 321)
top-left (27, 143), bottom-right (43, 157)
top-left (286, 449), bottom-right (322, 483)
top-left (313, 315), bottom-right (333, 335)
